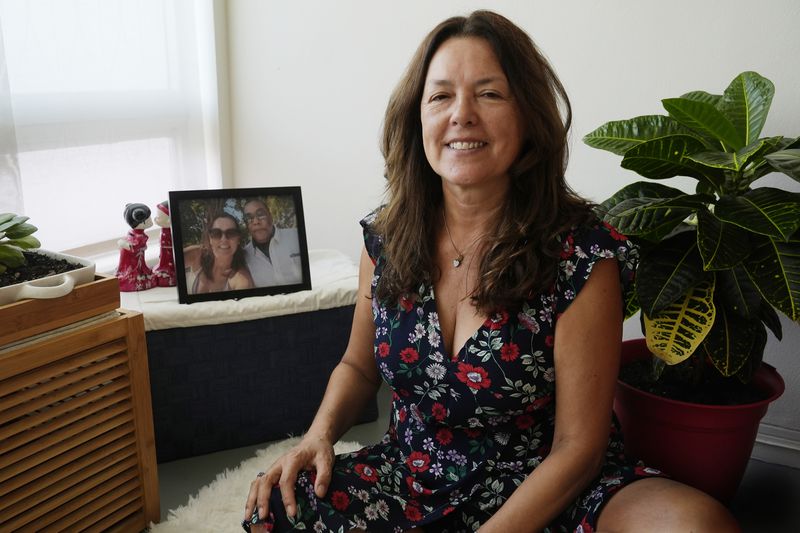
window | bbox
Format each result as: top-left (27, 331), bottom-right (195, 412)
top-left (0, 0), bottom-right (222, 252)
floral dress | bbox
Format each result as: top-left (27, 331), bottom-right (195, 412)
top-left (244, 212), bottom-right (661, 533)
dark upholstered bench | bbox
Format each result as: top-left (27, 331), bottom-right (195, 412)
top-left (120, 250), bottom-right (377, 462)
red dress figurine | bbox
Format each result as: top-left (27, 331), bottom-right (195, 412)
top-left (116, 202), bottom-right (156, 292)
top-left (152, 200), bottom-right (177, 287)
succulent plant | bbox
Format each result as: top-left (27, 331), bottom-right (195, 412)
top-left (0, 213), bottom-right (41, 274)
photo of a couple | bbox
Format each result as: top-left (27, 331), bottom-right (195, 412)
top-left (171, 188), bottom-right (309, 303)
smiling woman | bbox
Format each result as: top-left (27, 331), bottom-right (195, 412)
top-left (240, 10), bottom-right (739, 533)
top-left (183, 212), bottom-right (254, 295)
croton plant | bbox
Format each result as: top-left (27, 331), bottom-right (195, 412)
top-left (584, 71), bottom-right (799, 383)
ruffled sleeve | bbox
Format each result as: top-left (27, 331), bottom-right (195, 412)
top-left (359, 208), bottom-right (384, 265)
top-left (553, 220), bottom-right (638, 316)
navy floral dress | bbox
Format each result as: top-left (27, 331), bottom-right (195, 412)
top-left (245, 212), bottom-right (662, 533)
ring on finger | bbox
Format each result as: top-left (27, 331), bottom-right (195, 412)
top-left (256, 471), bottom-right (266, 478)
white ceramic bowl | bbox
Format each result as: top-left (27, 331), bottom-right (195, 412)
top-left (0, 250), bottom-right (96, 306)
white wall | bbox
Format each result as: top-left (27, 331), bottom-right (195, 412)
top-left (226, 0), bottom-right (800, 463)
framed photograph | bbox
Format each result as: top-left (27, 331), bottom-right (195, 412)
top-left (169, 186), bottom-right (311, 304)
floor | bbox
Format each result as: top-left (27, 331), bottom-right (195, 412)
top-left (156, 384), bottom-right (800, 532)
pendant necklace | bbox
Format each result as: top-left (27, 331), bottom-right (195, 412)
top-left (442, 208), bottom-right (483, 268)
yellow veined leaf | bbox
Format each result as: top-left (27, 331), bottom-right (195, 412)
top-left (644, 277), bottom-right (716, 365)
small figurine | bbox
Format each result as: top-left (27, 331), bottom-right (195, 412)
top-left (152, 200), bottom-right (177, 287)
top-left (116, 202), bottom-right (156, 292)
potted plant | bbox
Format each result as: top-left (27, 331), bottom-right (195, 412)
top-left (583, 71), bottom-right (798, 502)
top-left (0, 213), bottom-right (95, 305)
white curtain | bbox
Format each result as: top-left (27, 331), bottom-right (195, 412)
top-left (0, 18), bottom-right (22, 215)
top-left (0, 0), bottom-right (222, 252)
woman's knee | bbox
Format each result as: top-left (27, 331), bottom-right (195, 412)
top-left (596, 478), bottom-right (740, 533)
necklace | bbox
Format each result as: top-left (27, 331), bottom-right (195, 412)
top-left (442, 209), bottom-right (484, 268)
top-left (443, 212), bottom-right (464, 267)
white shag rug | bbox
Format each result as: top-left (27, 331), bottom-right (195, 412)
top-left (149, 437), bottom-right (364, 532)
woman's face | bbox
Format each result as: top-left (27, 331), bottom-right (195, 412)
top-left (208, 217), bottom-right (240, 259)
top-left (420, 37), bottom-right (523, 191)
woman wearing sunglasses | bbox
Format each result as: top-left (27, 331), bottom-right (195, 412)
top-left (184, 212), bottom-right (255, 294)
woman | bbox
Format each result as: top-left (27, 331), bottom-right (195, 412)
top-left (184, 212), bottom-right (254, 294)
top-left (244, 11), bottom-right (739, 532)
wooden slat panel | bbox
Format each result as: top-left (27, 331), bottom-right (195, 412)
top-left (0, 441), bottom-right (136, 515)
top-left (3, 454), bottom-right (137, 523)
top-left (0, 409), bottom-right (133, 483)
top-left (84, 502), bottom-right (143, 533)
top-left (0, 316), bottom-right (129, 377)
top-left (0, 427), bottom-right (135, 498)
top-left (0, 373), bottom-right (130, 442)
top-left (0, 309), bottom-right (157, 533)
top-left (0, 346), bottom-right (127, 413)
top-left (58, 483), bottom-right (142, 531)
top-left (3, 470), bottom-right (139, 531)
top-left (1, 390), bottom-right (131, 454)
top-left (51, 478), bottom-right (141, 531)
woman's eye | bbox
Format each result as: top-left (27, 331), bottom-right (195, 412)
top-left (481, 91), bottom-right (501, 99)
top-left (429, 93), bottom-right (449, 102)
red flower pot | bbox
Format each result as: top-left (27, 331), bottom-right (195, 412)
top-left (615, 339), bottom-right (785, 503)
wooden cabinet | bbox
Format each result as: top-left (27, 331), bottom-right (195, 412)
top-left (0, 277), bottom-right (159, 532)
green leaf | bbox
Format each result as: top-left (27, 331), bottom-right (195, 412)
top-left (715, 188), bottom-right (800, 240)
top-left (759, 301), bottom-right (783, 341)
top-left (681, 90), bottom-right (722, 107)
top-left (687, 137), bottom-right (785, 173)
top-left (644, 277), bottom-right (716, 365)
top-left (696, 209), bottom-right (750, 270)
top-left (603, 197), bottom-right (695, 243)
top-left (0, 243), bottom-right (26, 268)
top-left (624, 286), bottom-right (641, 320)
top-left (719, 71), bottom-right (775, 147)
top-left (765, 149), bottom-right (800, 181)
top-left (620, 135), bottom-right (721, 184)
top-left (662, 98), bottom-right (745, 150)
top-left (7, 235), bottom-right (41, 249)
top-left (696, 180), bottom-right (716, 196)
top-left (637, 231), bottom-right (706, 315)
top-left (4, 222), bottom-right (38, 239)
top-left (0, 215), bottom-right (29, 233)
top-left (583, 115), bottom-right (699, 156)
top-left (0, 213), bottom-right (16, 226)
top-left (685, 151), bottom-right (738, 171)
top-left (743, 233), bottom-right (800, 321)
top-left (598, 181), bottom-right (687, 213)
top-left (745, 137), bottom-right (796, 182)
top-left (702, 308), bottom-right (765, 377)
top-left (716, 265), bottom-right (763, 319)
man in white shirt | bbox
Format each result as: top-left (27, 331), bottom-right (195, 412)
top-left (242, 198), bottom-right (303, 287)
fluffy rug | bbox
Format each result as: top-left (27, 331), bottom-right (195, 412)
top-left (149, 437), bottom-right (364, 532)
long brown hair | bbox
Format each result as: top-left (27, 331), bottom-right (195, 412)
top-left (375, 10), bottom-right (594, 312)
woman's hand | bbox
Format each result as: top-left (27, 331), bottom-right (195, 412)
top-left (244, 434), bottom-right (335, 525)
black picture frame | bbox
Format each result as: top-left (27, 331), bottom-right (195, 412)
top-left (169, 186), bottom-right (311, 304)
